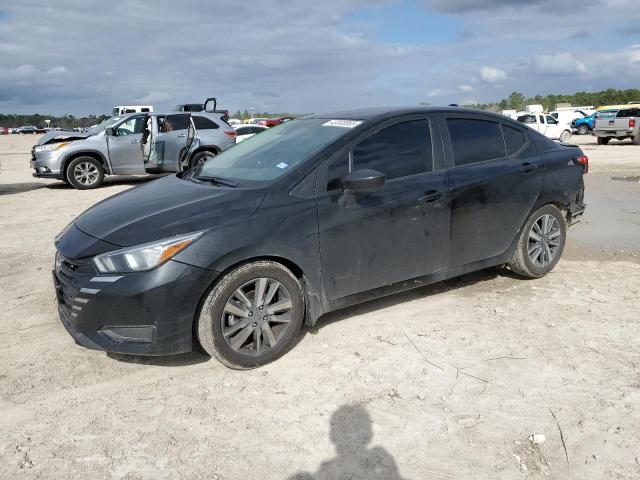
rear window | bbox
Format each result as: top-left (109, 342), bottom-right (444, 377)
top-left (447, 118), bottom-right (506, 166)
top-left (502, 125), bottom-right (527, 156)
top-left (616, 108), bottom-right (639, 118)
top-left (517, 115), bottom-right (536, 124)
top-left (192, 116), bottom-right (219, 130)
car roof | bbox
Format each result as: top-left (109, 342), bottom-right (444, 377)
top-left (305, 106), bottom-right (507, 123)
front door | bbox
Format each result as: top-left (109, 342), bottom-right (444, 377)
top-left (443, 115), bottom-right (544, 267)
top-left (317, 118), bottom-right (450, 300)
top-left (106, 115), bottom-right (146, 173)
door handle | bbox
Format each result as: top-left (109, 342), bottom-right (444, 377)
top-left (178, 133), bottom-right (187, 138)
top-left (131, 139), bottom-right (141, 144)
top-left (419, 190), bottom-right (443, 203)
top-left (520, 163), bottom-right (538, 173)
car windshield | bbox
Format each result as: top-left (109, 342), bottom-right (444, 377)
top-left (87, 116), bottom-right (122, 134)
top-left (195, 118), bottom-right (358, 182)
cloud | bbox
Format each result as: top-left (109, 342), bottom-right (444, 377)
top-left (619, 25), bottom-right (640, 36)
top-left (531, 52), bottom-right (587, 75)
top-left (479, 66), bottom-right (506, 83)
top-left (134, 92), bottom-right (172, 103)
top-left (426, 0), bottom-right (580, 14)
top-left (458, 84), bottom-right (474, 92)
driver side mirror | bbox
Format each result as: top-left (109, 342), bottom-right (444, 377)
top-left (105, 127), bottom-right (114, 136)
top-left (342, 169), bottom-right (385, 193)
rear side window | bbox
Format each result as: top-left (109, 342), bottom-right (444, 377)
top-left (352, 120), bottom-right (432, 180)
top-left (236, 127), bottom-right (250, 135)
top-left (517, 115), bottom-right (536, 124)
top-left (447, 118), bottom-right (506, 166)
top-left (192, 116), bottom-right (219, 130)
top-left (502, 125), bottom-right (527, 156)
top-left (617, 108), bottom-right (639, 118)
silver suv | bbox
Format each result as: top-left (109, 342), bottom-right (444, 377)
top-left (31, 112), bottom-right (236, 189)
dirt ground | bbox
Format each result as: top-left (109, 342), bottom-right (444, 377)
top-left (0, 133), bottom-right (639, 480)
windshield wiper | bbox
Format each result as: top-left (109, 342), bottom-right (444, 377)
top-left (193, 175), bottom-right (239, 187)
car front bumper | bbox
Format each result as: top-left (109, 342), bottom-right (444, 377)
top-left (53, 253), bottom-right (219, 355)
top-left (31, 149), bottom-right (65, 179)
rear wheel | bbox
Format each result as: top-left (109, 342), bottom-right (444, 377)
top-left (633, 134), bottom-right (640, 146)
top-left (188, 150), bottom-right (217, 170)
top-left (65, 156), bottom-right (104, 189)
top-left (577, 124), bottom-right (589, 135)
top-left (508, 204), bottom-right (566, 278)
top-left (196, 261), bottom-right (304, 369)
top-left (597, 137), bottom-right (609, 145)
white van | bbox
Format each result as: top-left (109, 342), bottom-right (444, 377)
top-left (112, 105), bottom-right (154, 116)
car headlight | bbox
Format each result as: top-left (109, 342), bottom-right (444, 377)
top-left (34, 142), bottom-right (70, 153)
top-left (93, 232), bottom-right (203, 274)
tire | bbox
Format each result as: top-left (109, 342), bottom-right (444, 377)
top-left (597, 137), bottom-right (609, 145)
top-left (508, 204), bottom-right (567, 279)
top-left (633, 135), bottom-right (640, 146)
top-left (188, 150), bottom-right (217, 170)
top-left (577, 125), bottom-right (589, 135)
top-left (196, 260), bottom-right (304, 369)
top-left (559, 130), bottom-right (571, 143)
top-left (65, 156), bottom-right (104, 189)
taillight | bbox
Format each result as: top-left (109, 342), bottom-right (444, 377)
top-left (224, 130), bottom-right (237, 137)
top-left (573, 155), bottom-right (588, 173)
top-left (630, 118), bottom-right (636, 128)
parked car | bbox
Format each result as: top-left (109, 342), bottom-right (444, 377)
top-left (227, 119), bottom-right (243, 126)
top-left (0, 127), bottom-right (8, 135)
top-left (18, 126), bottom-right (38, 134)
top-left (572, 112), bottom-right (597, 135)
top-left (175, 98), bottom-right (229, 121)
top-left (233, 124), bottom-right (268, 142)
top-left (112, 105), bottom-right (153, 115)
top-left (593, 107), bottom-right (640, 145)
top-left (259, 117), bottom-right (295, 127)
top-left (246, 117), bottom-right (269, 125)
top-left (53, 106), bottom-right (587, 368)
top-left (31, 112), bottom-right (236, 189)
top-left (517, 114), bottom-right (572, 142)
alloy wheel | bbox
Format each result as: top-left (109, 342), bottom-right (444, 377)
top-left (528, 214), bottom-right (561, 267)
top-left (73, 162), bottom-right (99, 186)
top-left (220, 277), bottom-right (293, 356)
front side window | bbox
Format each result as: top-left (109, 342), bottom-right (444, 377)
top-left (196, 118), bottom-right (354, 182)
top-left (546, 116), bottom-right (558, 124)
top-left (352, 120), bottom-right (432, 180)
top-left (115, 116), bottom-right (145, 136)
top-left (517, 115), bottom-right (536, 124)
top-left (447, 118), bottom-right (506, 166)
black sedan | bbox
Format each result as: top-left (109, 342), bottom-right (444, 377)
top-left (54, 107), bottom-right (587, 368)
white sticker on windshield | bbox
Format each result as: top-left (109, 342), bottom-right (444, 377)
top-left (276, 162), bottom-right (288, 169)
top-left (322, 119), bottom-right (362, 128)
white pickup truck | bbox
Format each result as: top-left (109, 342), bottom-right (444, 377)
top-left (517, 113), bottom-right (572, 142)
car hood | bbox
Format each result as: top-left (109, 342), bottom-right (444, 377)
top-left (75, 174), bottom-right (267, 247)
top-left (37, 131), bottom-right (92, 145)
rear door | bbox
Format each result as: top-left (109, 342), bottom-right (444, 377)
top-left (443, 115), bottom-right (544, 267)
top-left (316, 116), bottom-right (450, 300)
top-left (143, 114), bottom-right (192, 171)
top-left (106, 115), bottom-right (146, 173)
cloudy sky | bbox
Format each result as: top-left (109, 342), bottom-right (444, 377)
top-left (1, 0), bottom-right (640, 115)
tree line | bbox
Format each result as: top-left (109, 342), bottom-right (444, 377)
top-left (463, 88), bottom-right (640, 112)
top-left (0, 113), bottom-right (110, 129)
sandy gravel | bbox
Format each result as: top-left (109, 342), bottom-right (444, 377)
top-left (0, 133), bottom-right (639, 479)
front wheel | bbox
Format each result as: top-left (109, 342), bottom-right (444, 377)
top-left (577, 125), bottom-right (589, 135)
top-left (66, 156), bottom-right (104, 189)
top-left (508, 204), bottom-right (567, 278)
top-left (196, 261), bottom-right (305, 369)
top-left (559, 130), bottom-right (571, 143)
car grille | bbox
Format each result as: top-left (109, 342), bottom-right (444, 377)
top-left (53, 253), bottom-right (94, 320)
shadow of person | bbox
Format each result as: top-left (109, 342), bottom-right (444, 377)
top-left (287, 404), bottom-right (407, 480)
